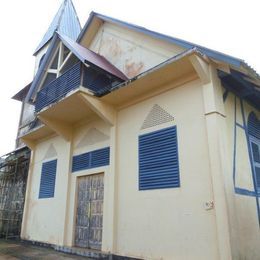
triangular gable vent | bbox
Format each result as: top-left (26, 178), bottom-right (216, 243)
top-left (76, 128), bottom-right (109, 149)
top-left (141, 104), bottom-right (174, 130)
top-left (43, 144), bottom-right (58, 160)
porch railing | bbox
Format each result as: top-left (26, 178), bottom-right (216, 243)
top-left (35, 62), bottom-right (81, 112)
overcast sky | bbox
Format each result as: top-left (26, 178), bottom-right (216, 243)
top-left (0, 0), bottom-right (259, 156)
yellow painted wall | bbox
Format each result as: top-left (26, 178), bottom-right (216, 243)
top-left (21, 59), bottom-right (260, 259)
top-left (19, 8), bottom-right (260, 259)
top-left (223, 91), bottom-right (260, 260)
top-left (89, 22), bottom-right (185, 78)
top-left (22, 135), bottom-right (71, 245)
top-left (22, 78), bottom-right (222, 259)
top-left (115, 79), bottom-right (218, 259)
top-left (64, 120), bottom-right (114, 252)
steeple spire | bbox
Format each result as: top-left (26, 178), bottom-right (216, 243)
top-left (33, 0), bottom-right (81, 55)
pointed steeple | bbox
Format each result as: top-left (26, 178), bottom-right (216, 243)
top-left (34, 0), bottom-right (81, 55)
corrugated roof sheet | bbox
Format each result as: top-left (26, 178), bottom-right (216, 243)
top-left (26, 33), bottom-right (128, 102)
top-left (58, 33), bottom-right (128, 80)
top-left (12, 83), bottom-right (32, 101)
top-left (218, 69), bottom-right (260, 110)
top-left (34, 0), bottom-right (81, 55)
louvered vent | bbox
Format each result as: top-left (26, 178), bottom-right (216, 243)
top-left (255, 167), bottom-right (260, 188)
top-left (72, 147), bottom-right (110, 172)
top-left (251, 143), bottom-right (260, 163)
top-left (39, 160), bottom-right (57, 199)
top-left (43, 144), bottom-right (58, 160)
top-left (141, 104), bottom-right (174, 130)
top-left (139, 126), bottom-right (179, 190)
top-left (248, 112), bottom-right (260, 139)
top-left (76, 128), bottom-right (109, 149)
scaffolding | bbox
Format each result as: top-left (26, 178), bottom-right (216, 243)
top-left (0, 147), bottom-right (30, 239)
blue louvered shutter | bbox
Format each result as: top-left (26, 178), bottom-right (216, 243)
top-left (255, 167), bottom-right (260, 190)
top-left (139, 126), bottom-right (180, 190)
top-left (248, 112), bottom-right (260, 191)
top-left (91, 147), bottom-right (110, 168)
top-left (72, 147), bottom-right (110, 173)
top-left (250, 140), bottom-right (260, 191)
top-left (72, 152), bottom-right (91, 172)
top-left (39, 159), bottom-right (57, 199)
top-left (248, 112), bottom-right (260, 139)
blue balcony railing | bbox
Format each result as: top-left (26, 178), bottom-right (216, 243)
top-left (35, 62), bottom-right (81, 112)
top-left (35, 61), bottom-right (123, 113)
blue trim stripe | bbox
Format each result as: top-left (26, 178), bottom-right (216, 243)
top-left (240, 99), bottom-right (260, 225)
top-left (236, 122), bottom-right (245, 130)
top-left (138, 126), bottom-right (180, 190)
top-left (233, 96), bottom-right (237, 186)
top-left (235, 187), bottom-right (259, 197)
top-left (39, 159), bottom-right (57, 199)
top-left (232, 97), bottom-right (260, 225)
top-left (72, 147), bottom-right (110, 172)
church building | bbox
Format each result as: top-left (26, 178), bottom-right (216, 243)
top-left (12, 0), bottom-right (260, 259)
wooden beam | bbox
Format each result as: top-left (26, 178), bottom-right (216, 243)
top-left (38, 115), bottom-right (72, 141)
top-left (57, 42), bottom-right (64, 77)
top-left (48, 69), bottom-right (58, 74)
top-left (189, 55), bottom-right (210, 84)
top-left (78, 93), bottom-right (116, 126)
top-left (59, 51), bottom-right (72, 72)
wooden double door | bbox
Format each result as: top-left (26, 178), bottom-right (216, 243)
top-left (74, 174), bottom-right (104, 250)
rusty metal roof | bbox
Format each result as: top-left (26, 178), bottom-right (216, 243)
top-left (58, 33), bottom-right (128, 80)
top-left (26, 33), bottom-right (128, 102)
top-left (34, 0), bottom-right (81, 55)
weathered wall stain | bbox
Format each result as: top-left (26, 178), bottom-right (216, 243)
top-left (100, 37), bottom-right (122, 59)
top-left (125, 61), bottom-right (144, 78)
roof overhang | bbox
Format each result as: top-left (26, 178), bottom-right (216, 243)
top-left (58, 33), bottom-right (128, 80)
top-left (12, 83), bottom-right (32, 102)
top-left (78, 12), bottom-right (246, 69)
top-left (100, 48), bottom-right (206, 107)
top-left (218, 69), bottom-right (260, 110)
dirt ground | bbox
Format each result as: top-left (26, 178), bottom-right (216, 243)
top-left (0, 239), bottom-right (91, 260)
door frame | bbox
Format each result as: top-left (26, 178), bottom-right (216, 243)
top-left (73, 172), bottom-right (105, 249)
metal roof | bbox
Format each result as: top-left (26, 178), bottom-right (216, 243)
top-left (26, 33), bottom-right (128, 102)
top-left (101, 48), bottom-right (204, 96)
top-left (218, 69), bottom-right (260, 110)
top-left (78, 12), bottom-right (244, 68)
top-left (58, 33), bottom-right (128, 80)
top-left (12, 83), bottom-right (32, 101)
top-left (25, 9), bottom-right (260, 111)
top-left (26, 34), bottom-right (60, 102)
top-left (34, 0), bottom-right (81, 55)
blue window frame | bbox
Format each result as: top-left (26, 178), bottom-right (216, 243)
top-left (72, 147), bottom-right (110, 173)
top-left (39, 159), bottom-right (57, 199)
top-left (138, 126), bottom-right (180, 190)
